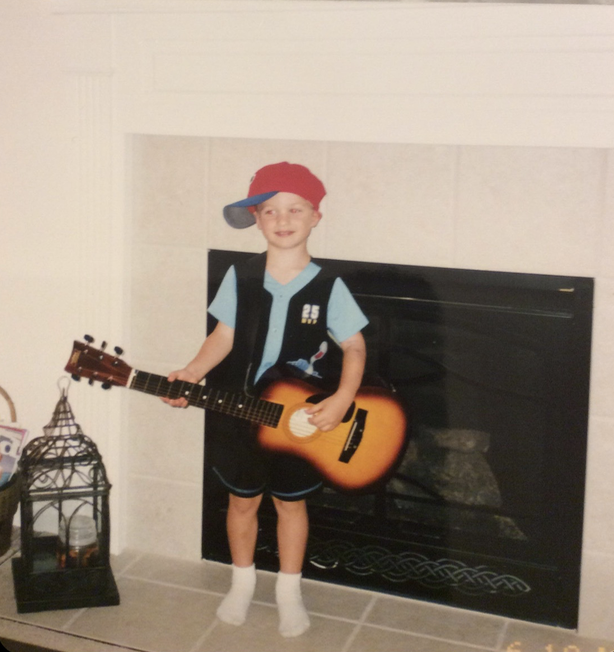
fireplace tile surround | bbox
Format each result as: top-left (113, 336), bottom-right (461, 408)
top-left (129, 134), bottom-right (612, 634)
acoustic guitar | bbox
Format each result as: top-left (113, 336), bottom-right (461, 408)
top-left (65, 338), bottom-right (407, 491)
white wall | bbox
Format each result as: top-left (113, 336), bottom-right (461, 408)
top-left (1, 0), bottom-right (78, 429)
top-left (3, 0), bottom-right (614, 639)
top-left (0, 0), bottom-right (124, 543)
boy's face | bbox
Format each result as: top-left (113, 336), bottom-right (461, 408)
top-left (254, 192), bottom-right (321, 251)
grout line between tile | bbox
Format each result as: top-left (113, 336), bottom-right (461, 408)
top-left (0, 616), bottom-right (148, 652)
top-left (495, 619), bottom-right (512, 652)
top-left (187, 615), bottom-right (221, 652)
top-left (340, 594), bottom-right (378, 652)
top-left (356, 620), bottom-right (501, 652)
top-left (60, 608), bottom-right (88, 632)
top-left (121, 571), bottom-right (225, 597)
top-left (113, 551), bottom-right (145, 578)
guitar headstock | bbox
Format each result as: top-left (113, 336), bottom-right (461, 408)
top-left (65, 336), bottom-right (132, 389)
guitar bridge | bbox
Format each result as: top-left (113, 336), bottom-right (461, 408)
top-left (338, 409), bottom-right (367, 464)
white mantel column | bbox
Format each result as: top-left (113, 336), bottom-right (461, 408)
top-left (58, 10), bottom-right (128, 552)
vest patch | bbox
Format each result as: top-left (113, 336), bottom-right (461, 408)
top-left (301, 303), bottom-right (321, 325)
top-left (287, 341), bottom-right (328, 379)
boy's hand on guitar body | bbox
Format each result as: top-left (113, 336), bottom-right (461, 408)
top-left (304, 392), bottom-right (354, 432)
top-left (161, 369), bottom-right (202, 408)
top-left (304, 331), bottom-right (366, 432)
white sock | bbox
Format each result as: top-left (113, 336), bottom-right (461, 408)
top-left (275, 571), bottom-right (310, 637)
top-left (216, 564), bottom-right (256, 626)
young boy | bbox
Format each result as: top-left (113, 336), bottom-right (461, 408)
top-left (163, 162), bottom-right (368, 637)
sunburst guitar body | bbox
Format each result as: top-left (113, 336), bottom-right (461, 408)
top-left (257, 378), bottom-right (407, 490)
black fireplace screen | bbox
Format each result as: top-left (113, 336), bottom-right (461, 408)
top-left (202, 249), bottom-right (593, 629)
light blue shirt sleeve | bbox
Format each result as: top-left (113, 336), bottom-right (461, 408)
top-left (327, 278), bottom-right (369, 343)
top-left (208, 266), bottom-right (368, 354)
top-left (208, 265), bottom-right (237, 328)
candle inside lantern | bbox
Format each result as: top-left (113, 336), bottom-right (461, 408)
top-left (57, 515), bottom-right (99, 569)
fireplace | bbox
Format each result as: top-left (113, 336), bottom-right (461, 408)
top-left (202, 249), bottom-right (593, 628)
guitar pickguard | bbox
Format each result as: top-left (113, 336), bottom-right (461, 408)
top-left (304, 393), bottom-right (356, 424)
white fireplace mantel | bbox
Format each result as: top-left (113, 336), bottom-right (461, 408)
top-left (52, 0), bottom-right (614, 148)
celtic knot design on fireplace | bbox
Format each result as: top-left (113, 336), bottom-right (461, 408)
top-left (307, 537), bottom-right (532, 596)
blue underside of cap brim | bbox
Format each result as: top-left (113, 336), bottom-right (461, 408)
top-left (227, 191), bottom-right (278, 208)
top-left (223, 191), bottom-right (278, 228)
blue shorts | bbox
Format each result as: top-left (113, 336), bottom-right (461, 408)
top-left (206, 412), bottom-right (323, 502)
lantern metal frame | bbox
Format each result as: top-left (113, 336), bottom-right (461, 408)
top-left (12, 385), bottom-right (119, 613)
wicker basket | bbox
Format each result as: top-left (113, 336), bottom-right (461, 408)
top-left (0, 386), bottom-right (21, 556)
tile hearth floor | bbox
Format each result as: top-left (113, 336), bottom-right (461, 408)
top-left (0, 531), bottom-right (613, 652)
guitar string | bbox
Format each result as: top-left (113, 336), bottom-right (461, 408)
top-left (131, 372), bottom-right (363, 442)
top-left (141, 374), bottom-right (353, 443)
top-left (85, 361), bottom-right (394, 464)
top-left (120, 372), bottom-right (397, 489)
top-left (131, 372), bottom-right (282, 427)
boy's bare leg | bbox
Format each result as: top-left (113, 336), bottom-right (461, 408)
top-left (226, 493), bottom-right (263, 567)
top-left (272, 497), bottom-right (311, 637)
top-left (216, 494), bottom-right (262, 625)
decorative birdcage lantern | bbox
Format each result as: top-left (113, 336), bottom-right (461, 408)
top-left (12, 381), bottom-right (119, 613)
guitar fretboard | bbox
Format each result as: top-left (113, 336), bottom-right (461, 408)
top-left (130, 370), bottom-right (283, 428)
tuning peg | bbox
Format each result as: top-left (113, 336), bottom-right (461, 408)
top-left (100, 341), bottom-right (108, 351)
top-left (88, 378), bottom-right (95, 386)
top-left (71, 374), bottom-right (81, 382)
top-left (101, 382), bottom-right (111, 390)
top-left (114, 346), bottom-right (124, 356)
top-left (84, 334), bottom-right (94, 343)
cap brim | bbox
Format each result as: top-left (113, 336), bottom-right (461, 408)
top-left (223, 191), bottom-right (278, 229)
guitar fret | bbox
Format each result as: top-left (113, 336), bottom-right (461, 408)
top-left (259, 401), bottom-right (273, 425)
top-left (130, 370), bottom-right (282, 427)
top-left (182, 381), bottom-right (198, 404)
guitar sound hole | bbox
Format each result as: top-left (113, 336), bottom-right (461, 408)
top-left (288, 409), bottom-right (318, 439)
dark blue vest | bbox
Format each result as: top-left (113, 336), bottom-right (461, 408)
top-left (227, 253), bottom-right (342, 394)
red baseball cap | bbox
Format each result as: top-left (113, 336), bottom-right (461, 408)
top-left (223, 162), bottom-right (326, 229)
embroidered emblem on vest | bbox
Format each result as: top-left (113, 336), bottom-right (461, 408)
top-left (287, 341), bottom-right (328, 379)
top-left (301, 303), bottom-right (320, 324)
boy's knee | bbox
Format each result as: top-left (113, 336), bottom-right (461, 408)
top-left (228, 494), bottom-right (262, 516)
top-left (272, 497), bottom-right (307, 517)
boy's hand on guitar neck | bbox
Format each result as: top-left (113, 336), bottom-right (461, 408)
top-left (161, 321), bottom-right (235, 409)
top-left (161, 368), bottom-right (202, 408)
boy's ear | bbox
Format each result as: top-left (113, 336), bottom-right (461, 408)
top-left (312, 210), bottom-right (322, 226)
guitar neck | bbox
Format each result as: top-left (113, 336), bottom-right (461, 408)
top-left (130, 370), bottom-right (282, 428)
